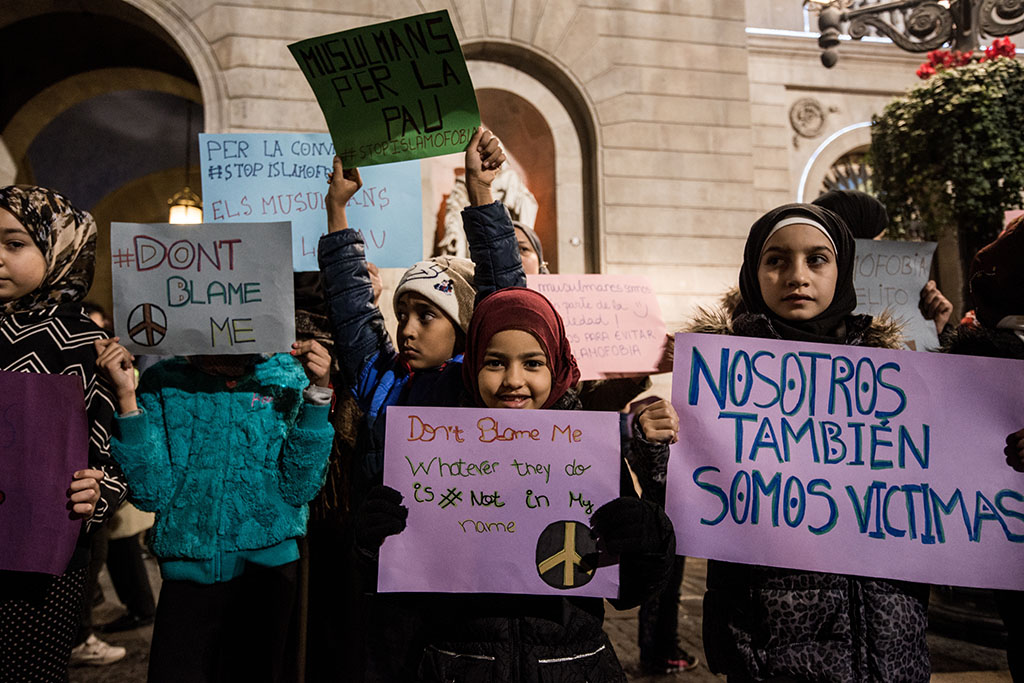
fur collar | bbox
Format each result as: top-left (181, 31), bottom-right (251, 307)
top-left (683, 305), bottom-right (904, 350)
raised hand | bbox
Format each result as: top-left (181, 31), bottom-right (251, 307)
top-left (464, 126), bottom-right (506, 206)
top-left (326, 155), bottom-right (363, 232)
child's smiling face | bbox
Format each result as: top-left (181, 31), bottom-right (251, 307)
top-left (395, 292), bottom-right (458, 370)
top-left (0, 207), bottom-right (46, 303)
top-left (757, 223), bottom-right (838, 321)
top-left (477, 329), bottom-right (552, 410)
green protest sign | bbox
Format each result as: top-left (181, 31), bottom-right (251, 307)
top-left (289, 10), bottom-right (480, 168)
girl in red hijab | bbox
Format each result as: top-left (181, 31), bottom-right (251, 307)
top-left (463, 287), bottom-right (580, 411)
top-left (359, 287), bottom-right (679, 681)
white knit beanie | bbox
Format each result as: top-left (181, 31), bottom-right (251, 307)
top-left (393, 256), bottom-right (476, 332)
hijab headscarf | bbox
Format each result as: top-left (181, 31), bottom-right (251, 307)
top-left (812, 189), bottom-right (889, 240)
top-left (512, 221), bottom-right (550, 274)
top-left (738, 203), bottom-right (858, 343)
top-left (463, 287), bottom-right (579, 408)
top-left (0, 185), bottom-right (97, 314)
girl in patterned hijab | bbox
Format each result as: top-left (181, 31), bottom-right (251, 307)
top-left (0, 185), bottom-right (97, 314)
top-left (0, 185), bottom-right (127, 681)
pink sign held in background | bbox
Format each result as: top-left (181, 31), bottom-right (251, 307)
top-left (0, 370), bottom-right (88, 575)
top-left (528, 274), bottom-right (668, 380)
top-left (666, 333), bottom-right (1024, 591)
top-left (380, 406), bottom-right (621, 597)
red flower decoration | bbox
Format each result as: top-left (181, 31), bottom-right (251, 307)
top-left (985, 37), bottom-right (1016, 60)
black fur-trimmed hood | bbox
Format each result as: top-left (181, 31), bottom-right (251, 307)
top-left (683, 305), bottom-right (904, 350)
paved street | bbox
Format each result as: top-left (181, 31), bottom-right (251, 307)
top-left (70, 556), bottom-right (1011, 682)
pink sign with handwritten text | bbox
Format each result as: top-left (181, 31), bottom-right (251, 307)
top-left (528, 274), bottom-right (668, 380)
top-left (379, 406), bottom-right (622, 597)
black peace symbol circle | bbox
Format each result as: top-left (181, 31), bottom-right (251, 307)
top-left (535, 520), bottom-right (598, 590)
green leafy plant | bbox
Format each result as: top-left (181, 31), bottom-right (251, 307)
top-left (870, 52), bottom-right (1024, 267)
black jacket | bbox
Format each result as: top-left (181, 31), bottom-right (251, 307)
top-left (367, 392), bottom-right (676, 683)
top-left (691, 308), bottom-right (931, 683)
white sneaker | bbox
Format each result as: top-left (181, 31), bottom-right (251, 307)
top-left (69, 634), bottom-right (127, 666)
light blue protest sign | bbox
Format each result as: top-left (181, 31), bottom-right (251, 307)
top-left (111, 222), bottom-right (295, 355)
top-left (199, 133), bottom-right (423, 271)
top-left (853, 239), bottom-right (939, 351)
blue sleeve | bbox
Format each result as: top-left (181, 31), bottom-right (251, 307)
top-left (318, 229), bottom-right (399, 397)
top-left (462, 201), bottom-right (526, 303)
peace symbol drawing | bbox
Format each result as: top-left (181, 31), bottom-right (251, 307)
top-left (127, 303), bottom-right (168, 347)
top-left (535, 520), bottom-right (598, 590)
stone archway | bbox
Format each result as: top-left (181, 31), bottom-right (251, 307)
top-left (120, 0), bottom-right (228, 133)
top-left (0, 0), bottom-right (220, 310)
top-left (462, 40), bottom-right (601, 274)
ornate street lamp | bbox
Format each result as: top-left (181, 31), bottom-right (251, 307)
top-left (805, 0), bottom-right (1024, 67)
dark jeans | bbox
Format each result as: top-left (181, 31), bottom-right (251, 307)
top-left (304, 521), bottom-right (365, 683)
top-left (148, 561), bottom-right (298, 683)
top-left (638, 554), bottom-right (686, 660)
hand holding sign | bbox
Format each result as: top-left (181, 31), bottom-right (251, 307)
top-left (637, 399), bottom-right (679, 445)
top-left (591, 497), bottom-right (672, 556)
top-left (1007, 428), bottom-right (1024, 473)
top-left (94, 338), bottom-right (138, 414)
top-left (355, 485), bottom-right (409, 556)
top-left (919, 280), bottom-right (954, 333)
top-left (290, 339), bottom-right (332, 387)
top-left (68, 469), bottom-right (104, 520)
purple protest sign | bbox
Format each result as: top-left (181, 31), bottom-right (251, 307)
top-left (380, 406), bottom-right (621, 597)
top-left (0, 370), bottom-right (88, 575)
top-left (666, 333), bottom-right (1024, 591)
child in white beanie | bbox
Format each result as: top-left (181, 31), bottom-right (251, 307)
top-left (314, 128), bottom-right (522, 681)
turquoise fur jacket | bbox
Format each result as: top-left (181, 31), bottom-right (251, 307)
top-left (110, 355), bottom-right (333, 561)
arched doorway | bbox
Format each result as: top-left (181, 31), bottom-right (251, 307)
top-left (436, 41), bottom-right (600, 274)
top-left (0, 0), bottom-right (216, 312)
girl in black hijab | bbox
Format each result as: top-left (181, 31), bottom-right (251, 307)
top-left (699, 203), bottom-right (930, 682)
top-left (733, 203), bottom-right (881, 345)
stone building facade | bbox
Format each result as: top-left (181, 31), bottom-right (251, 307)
top-left (2, 0), bottom-right (1013, 326)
